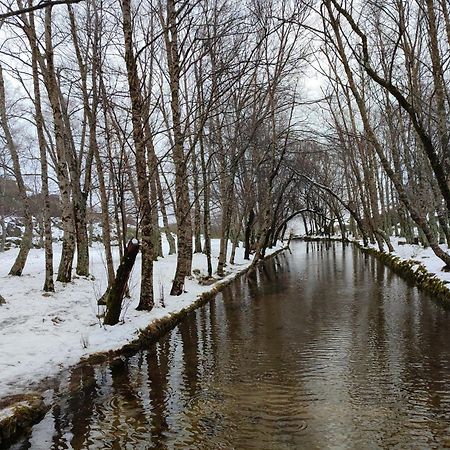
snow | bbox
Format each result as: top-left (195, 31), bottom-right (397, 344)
top-left (389, 238), bottom-right (450, 283)
top-left (0, 238), bottom-right (284, 400)
top-left (0, 405), bottom-right (17, 421)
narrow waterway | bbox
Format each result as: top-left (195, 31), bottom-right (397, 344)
top-left (10, 241), bottom-right (450, 449)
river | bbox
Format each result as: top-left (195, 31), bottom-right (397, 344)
top-left (10, 241), bottom-right (450, 449)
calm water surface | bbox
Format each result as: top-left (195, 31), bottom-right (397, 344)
top-left (10, 241), bottom-right (450, 449)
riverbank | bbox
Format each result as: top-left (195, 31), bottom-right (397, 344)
top-left (300, 235), bottom-right (450, 304)
top-left (0, 239), bottom-right (285, 445)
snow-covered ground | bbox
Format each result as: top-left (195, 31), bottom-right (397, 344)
top-left (388, 238), bottom-right (450, 283)
top-left (0, 238), bottom-right (284, 399)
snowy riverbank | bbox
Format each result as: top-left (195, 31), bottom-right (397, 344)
top-left (387, 238), bottom-right (450, 283)
top-left (0, 239), bottom-right (284, 399)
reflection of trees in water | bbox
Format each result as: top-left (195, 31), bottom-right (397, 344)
top-left (179, 317), bottom-right (200, 400)
top-left (261, 259), bottom-right (275, 281)
top-left (112, 357), bottom-right (149, 446)
top-left (146, 341), bottom-right (170, 450)
top-left (51, 384), bottom-right (69, 450)
top-left (247, 269), bottom-right (259, 298)
top-left (68, 365), bottom-right (97, 450)
top-left (48, 366), bottom-right (97, 450)
top-left (208, 298), bottom-right (220, 374)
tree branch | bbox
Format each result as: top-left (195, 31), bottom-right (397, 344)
top-left (0, 0), bottom-right (83, 19)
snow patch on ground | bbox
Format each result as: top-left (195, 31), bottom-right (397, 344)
top-left (0, 238), bottom-right (284, 399)
top-left (0, 405), bottom-right (17, 421)
top-left (389, 238), bottom-right (450, 280)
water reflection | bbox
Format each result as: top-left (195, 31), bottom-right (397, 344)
top-left (10, 241), bottom-right (450, 449)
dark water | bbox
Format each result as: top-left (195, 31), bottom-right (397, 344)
top-left (10, 241), bottom-right (450, 449)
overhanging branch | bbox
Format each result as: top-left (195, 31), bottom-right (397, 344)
top-left (0, 0), bottom-right (83, 19)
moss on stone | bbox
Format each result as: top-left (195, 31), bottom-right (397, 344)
top-left (0, 394), bottom-right (48, 447)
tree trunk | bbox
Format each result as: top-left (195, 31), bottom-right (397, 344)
top-left (41, 7), bottom-right (76, 283)
top-left (0, 65), bottom-right (33, 276)
top-left (192, 145), bottom-right (202, 253)
top-left (199, 130), bottom-right (212, 277)
top-left (122, 0), bottom-right (154, 310)
top-left (229, 218), bottom-right (242, 265)
top-left (0, 215), bottom-right (5, 252)
top-left (217, 182), bottom-right (234, 276)
top-left (244, 208), bottom-right (255, 260)
top-left (156, 166), bottom-right (176, 255)
top-left (144, 125), bottom-right (163, 259)
top-left (58, 86), bottom-right (90, 277)
top-left (28, 7), bottom-right (54, 291)
top-left (104, 239), bottom-right (139, 326)
top-left (165, 0), bottom-right (193, 296)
